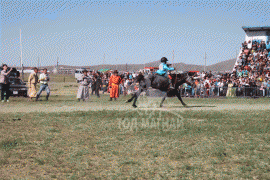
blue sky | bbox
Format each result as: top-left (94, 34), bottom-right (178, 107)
top-left (1, 0), bottom-right (270, 67)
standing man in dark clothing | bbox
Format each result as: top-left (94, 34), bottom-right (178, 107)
top-left (94, 73), bottom-right (102, 98)
top-left (91, 74), bottom-right (96, 95)
top-left (0, 64), bottom-right (13, 102)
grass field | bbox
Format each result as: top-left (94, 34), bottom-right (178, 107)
top-left (1, 75), bottom-right (270, 179)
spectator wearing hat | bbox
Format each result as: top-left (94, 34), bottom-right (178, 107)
top-left (109, 70), bottom-right (122, 101)
top-left (28, 67), bottom-right (39, 100)
top-left (0, 64), bottom-right (13, 102)
top-left (77, 69), bottom-right (91, 101)
top-left (36, 68), bottom-right (50, 101)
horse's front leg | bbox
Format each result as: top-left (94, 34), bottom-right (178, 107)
top-left (176, 89), bottom-right (187, 106)
top-left (160, 94), bottom-right (167, 107)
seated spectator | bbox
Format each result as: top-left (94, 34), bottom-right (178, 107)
top-left (241, 43), bottom-right (245, 49)
top-left (247, 40), bottom-right (252, 49)
top-left (247, 54), bottom-right (253, 65)
top-left (252, 41), bottom-right (257, 50)
top-left (201, 71), bottom-right (206, 79)
top-left (263, 49), bottom-right (268, 57)
top-left (261, 41), bottom-right (266, 51)
top-left (242, 68), bottom-right (249, 77)
top-left (208, 71), bottom-right (213, 78)
top-left (253, 51), bottom-right (258, 60)
top-left (257, 42), bottom-right (261, 52)
top-left (244, 48), bottom-right (250, 56)
top-left (237, 56), bottom-right (244, 66)
top-left (250, 62), bottom-right (255, 71)
top-left (237, 70), bottom-right (242, 77)
top-left (266, 41), bottom-right (270, 51)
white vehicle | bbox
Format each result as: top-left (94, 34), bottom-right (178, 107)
top-left (75, 68), bottom-right (86, 82)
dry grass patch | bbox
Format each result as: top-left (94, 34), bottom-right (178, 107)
top-left (0, 106), bottom-right (270, 179)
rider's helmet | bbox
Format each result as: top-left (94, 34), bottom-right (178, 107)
top-left (161, 57), bottom-right (168, 63)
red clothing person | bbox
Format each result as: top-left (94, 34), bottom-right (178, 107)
top-left (109, 70), bottom-right (122, 100)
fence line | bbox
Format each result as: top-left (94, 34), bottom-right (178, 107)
top-left (180, 87), bottom-right (270, 98)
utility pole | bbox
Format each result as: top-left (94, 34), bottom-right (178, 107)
top-left (126, 63), bottom-right (127, 72)
top-left (57, 57), bottom-right (59, 69)
top-left (103, 53), bottom-right (105, 70)
top-left (116, 58), bottom-right (117, 71)
top-left (172, 50), bottom-right (175, 68)
top-left (204, 52), bottom-right (206, 72)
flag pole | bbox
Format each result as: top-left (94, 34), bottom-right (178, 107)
top-left (20, 29), bottom-right (23, 68)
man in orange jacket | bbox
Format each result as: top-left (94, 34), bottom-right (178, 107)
top-left (109, 70), bottom-right (122, 101)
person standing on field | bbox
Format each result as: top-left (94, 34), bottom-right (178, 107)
top-left (77, 69), bottom-right (91, 101)
top-left (36, 68), bottom-right (50, 101)
top-left (109, 70), bottom-right (122, 101)
top-left (28, 67), bottom-right (39, 101)
top-left (0, 64), bottom-right (13, 102)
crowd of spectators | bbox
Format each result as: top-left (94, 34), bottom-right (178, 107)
top-left (181, 40), bottom-right (270, 98)
top-left (85, 71), bottom-right (138, 96)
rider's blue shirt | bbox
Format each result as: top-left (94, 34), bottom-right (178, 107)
top-left (156, 63), bottom-right (174, 76)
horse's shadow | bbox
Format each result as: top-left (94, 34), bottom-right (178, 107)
top-left (165, 105), bottom-right (216, 108)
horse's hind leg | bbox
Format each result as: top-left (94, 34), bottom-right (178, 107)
top-left (132, 90), bottom-right (142, 108)
top-left (132, 95), bottom-right (138, 108)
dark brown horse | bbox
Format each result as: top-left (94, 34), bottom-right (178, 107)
top-left (126, 72), bottom-right (192, 108)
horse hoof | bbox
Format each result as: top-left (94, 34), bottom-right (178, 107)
top-left (132, 105), bottom-right (137, 108)
top-left (160, 104), bottom-right (163, 107)
top-left (126, 100), bottom-right (131, 103)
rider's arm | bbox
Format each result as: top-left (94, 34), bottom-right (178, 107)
top-left (163, 64), bottom-right (174, 71)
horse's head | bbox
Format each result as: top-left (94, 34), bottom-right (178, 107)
top-left (171, 72), bottom-right (193, 88)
